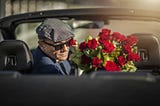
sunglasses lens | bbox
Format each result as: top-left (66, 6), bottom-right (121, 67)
top-left (66, 41), bottom-right (70, 46)
top-left (55, 41), bottom-right (70, 50)
top-left (43, 40), bottom-right (70, 50)
top-left (55, 45), bottom-right (62, 50)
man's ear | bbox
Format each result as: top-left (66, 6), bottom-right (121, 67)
top-left (38, 40), bottom-right (46, 53)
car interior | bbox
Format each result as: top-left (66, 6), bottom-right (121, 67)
top-left (0, 8), bottom-right (160, 105)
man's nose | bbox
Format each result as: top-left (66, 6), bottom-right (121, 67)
top-left (62, 44), bottom-right (68, 51)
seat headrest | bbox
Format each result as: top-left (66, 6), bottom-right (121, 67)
top-left (134, 33), bottom-right (160, 69)
top-left (0, 40), bottom-right (33, 73)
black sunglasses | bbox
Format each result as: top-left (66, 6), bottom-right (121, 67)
top-left (43, 40), bottom-right (70, 50)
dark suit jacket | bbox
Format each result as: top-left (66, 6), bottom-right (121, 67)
top-left (31, 47), bottom-right (71, 75)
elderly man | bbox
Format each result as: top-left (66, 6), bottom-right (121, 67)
top-left (32, 18), bottom-right (75, 75)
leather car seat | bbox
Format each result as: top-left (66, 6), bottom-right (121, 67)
top-left (134, 33), bottom-right (160, 74)
top-left (0, 40), bottom-right (33, 74)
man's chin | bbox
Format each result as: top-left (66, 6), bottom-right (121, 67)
top-left (56, 54), bottom-right (68, 61)
top-left (58, 57), bottom-right (67, 61)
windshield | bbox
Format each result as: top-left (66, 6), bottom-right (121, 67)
top-left (15, 19), bottom-right (160, 49)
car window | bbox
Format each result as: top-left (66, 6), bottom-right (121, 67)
top-left (15, 23), bottom-right (40, 49)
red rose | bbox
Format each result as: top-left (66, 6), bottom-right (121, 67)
top-left (128, 52), bottom-right (141, 61)
top-left (98, 32), bottom-right (110, 40)
top-left (124, 35), bottom-right (138, 46)
top-left (98, 37), bottom-right (109, 44)
top-left (79, 42), bottom-right (87, 51)
top-left (98, 28), bottom-right (111, 41)
top-left (87, 38), bottom-right (98, 50)
top-left (101, 28), bottom-right (111, 35)
top-left (112, 32), bottom-right (127, 42)
top-left (92, 57), bottom-right (102, 68)
top-left (81, 54), bottom-right (91, 64)
top-left (102, 42), bottom-right (115, 53)
top-left (104, 61), bottom-right (121, 72)
top-left (118, 56), bottom-right (127, 66)
top-left (123, 45), bottom-right (132, 53)
top-left (69, 38), bottom-right (76, 46)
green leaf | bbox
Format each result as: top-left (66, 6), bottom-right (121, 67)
top-left (122, 61), bottom-right (137, 72)
top-left (85, 35), bottom-right (93, 42)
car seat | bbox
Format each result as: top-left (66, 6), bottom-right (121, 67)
top-left (0, 40), bottom-right (34, 74)
top-left (134, 33), bottom-right (160, 74)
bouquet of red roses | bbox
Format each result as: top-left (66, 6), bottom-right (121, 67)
top-left (70, 28), bottom-right (140, 73)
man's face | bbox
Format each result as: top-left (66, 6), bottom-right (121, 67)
top-left (39, 38), bottom-right (71, 62)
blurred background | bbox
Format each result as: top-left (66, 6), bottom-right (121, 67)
top-left (1, 0), bottom-right (160, 18)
